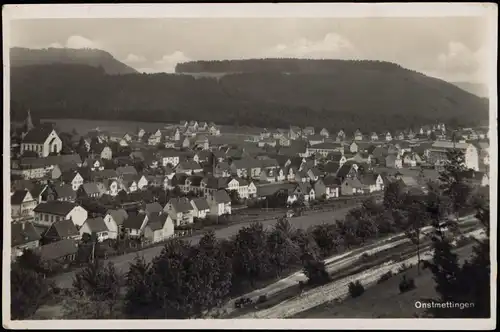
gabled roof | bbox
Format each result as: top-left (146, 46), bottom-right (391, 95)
top-left (83, 217), bottom-right (109, 233)
top-left (91, 169), bottom-right (118, 181)
top-left (308, 142), bottom-right (342, 150)
top-left (145, 202), bottom-right (163, 216)
top-left (82, 183), bottom-right (100, 195)
top-left (167, 197), bottom-right (193, 213)
top-left (431, 141), bottom-right (469, 150)
top-left (260, 158), bottom-right (280, 169)
top-left (54, 184), bottom-right (76, 199)
top-left (106, 209), bottom-right (129, 226)
top-left (360, 174), bottom-right (378, 185)
top-left (336, 162), bottom-right (356, 179)
top-left (177, 160), bottom-right (202, 170)
top-left (37, 239), bottom-right (78, 261)
top-left (191, 197), bottom-right (210, 210)
top-left (123, 212), bottom-right (148, 230)
top-left (22, 127), bottom-right (54, 144)
top-left (51, 219), bottom-right (79, 238)
top-left (146, 214), bottom-right (168, 231)
top-left (11, 190), bottom-right (31, 205)
top-left (323, 176), bottom-right (342, 186)
top-left (11, 222), bottom-right (41, 247)
top-left (212, 190), bottom-right (231, 204)
top-left (324, 161), bottom-right (340, 174)
top-left (33, 201), bottom-right (79, 216)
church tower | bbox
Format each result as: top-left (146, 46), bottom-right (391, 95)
top-left (21, 109), bottom-right (35, 139)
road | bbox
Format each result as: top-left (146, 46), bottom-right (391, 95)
top-left (50, 205), bottom-right (357, 288)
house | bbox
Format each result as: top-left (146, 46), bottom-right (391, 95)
top-left (60, 171), bottom-right (84, 191)
top-left (226, 177), bottom-right (250, 199)
top-left (21, 127), bottom-right (62, 157)
top-left (48, 184), bottom-right (77, 202)
top-left (289, 126), bottom-right (302, 140)
top-left (208, 124), bottom-right (221, 136)
top-left (307, 168), bottom-right (322, 182)
top-left (360, 174), bottom-right (384, 193)
top-left (91, 144), bottom-right (113, 160)
top-left (103, 209), bottom-right (128, 239)
top-left (36, 238), bottom-right (79, 265)
top-left (341, 177), bottom-right (365, 195)
top-left (214, 161), bottom-right (231, 178)
top-left (303, 127), bottom-right (315, 136)
top-left (143, 202), bottom-right (163, 218)
top-left (176, 161), bottom-right (203, 175)
top-left (42, 219), bottom-right (81, 243)
top-left (295, 170), bottom-right (309, 183)
top-left (370, 132), bottom-right (379, 141)
top-left (337, 129), bottom-right (346, 141)
top-left (320, 128), bottom-right (330, 138)
top-left (156, 149), bottom-right (181, 167)
top-left (102, 179), bottom-right (119, 196)
top-left (308, 135), bottom-right (324, 146)
top-left (407, 129), bottom-right (416, 140)
top-left (79, 217), bottom-right (109, 242)
top-left (148, 129), bottom-right (162, 146)
top-left (352, 152), bottom-right (372, 165)
top-left (190, 197), bottom-right (211, 219)
top-left (116, 165), bottom-right (138, 178)
top-left (207, 190), bottom-right (232, 216)
top-left (119, 178), bottom-right (138, 193)
top-left (354, 129), bottom-right (363, 141)
top-left (279, 136), bottom-right (291, 147)
top-left (123, 213), bottom-right (149, 237)
top-left (33, 201), bottom-right (88, 227)
top-left (143, 214), bottom-right (174, 244)
top-left (11, 222), bottom-right (41, 260)
top-left (314, 177), bottom-right (340, 200)
top-left (247, 181), bottom-right (258, 198)
top-left (427, 141), bottom-right (479, 171)
top-left (349, 142), bottom-right (360, 153)
top-left (385, 132), bottom-right (393, 141)
top-left (11, 189), bottom-right (37, 221)
top-left (164, 197), bottom-right (194, 226)
top-left (230, 158), bottom-right (261, 179)
top-left (397, 132), bottom-right (405, 140)
top-left (402, 152), bottom-right (421, 167)
top-left (335, 162), bottom-right (359, 181)
top-left (78, 182), bottom-right (102, 198)
top-left (135, 174), bottom-right (149, 190)
top-left (385, 154), bottom-right (403, 169)
top-left (289, 182), bottom-right (315, 203)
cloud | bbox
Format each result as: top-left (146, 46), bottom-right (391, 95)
top-left (435, 41), bottom-right (489, 83)
top-left (45, 35), bottom-right (101, 49)
top-left (263, 32), bottom-right (359, 59)
top-left (154, 51), bottom-right (192, 73)
top-left (123, 53), bottom-right (147, 64)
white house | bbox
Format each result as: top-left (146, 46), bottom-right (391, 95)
top-left (61, 171), bottom-right (84, 191)
top-left (164, 197), bottom-right (194, 226)
top-left (103, 209), bottom-right (128, 239)
top-left (248, 181), bottom-right (258, 198)
top-left (21, 127), bottom-right (62, 157)
top-left (11, 189), bottom-right (37, 221)
top-left (79, 217), bottom-right (110, 242)
top-left (385, 132), bottom-right (393, 141)
top-left (190, 197), bottom-right (211, 219)
top-left (143, 214), bottom-right (174, 243)
top-left (123, 213), bottom-right (149, 237)
top-left (227, 177), bottom-right (250, 199)
top-left (33, 201), bottom-right (88, 227)
top-left (207, 190), bottom-right (232, 216)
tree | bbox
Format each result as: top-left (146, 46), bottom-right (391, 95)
top-left (228, 190), bottom-right (241, 205)
top-left (438, 149), bottom-right (471, 220)
top-left (303, 257), bottom-right (330, 286)
top-left (383, 180), bottom-right (405, 210)
top-left (11, 262), bottom-right (51, 319)
top-left (401, 193), bottom-right (428, 274)
top-left (267, 218), bottom-right (300, 277)
top-left (124, 255), bottom-right (152, 318)
top-left (232, 222), bottom-right (271, 288)
top-left (310, 223), bottom-right (342, 257)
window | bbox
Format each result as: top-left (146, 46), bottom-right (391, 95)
top-left (44, 214), bottom-right (49, 222)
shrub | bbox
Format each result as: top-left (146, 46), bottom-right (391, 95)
top-left (399, 275), bottom-right (416, 293)
top-left (303, 259), bottom-right (331, 286)
top-left (376, 270), bottom-right (394, 284)
top-left (348, 280), bottom-right (365, 298)
top-left (257, 294), bottom-right (267, 303)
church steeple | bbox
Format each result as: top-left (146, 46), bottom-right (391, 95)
top-left (25, 109), bottom-right (34, 132)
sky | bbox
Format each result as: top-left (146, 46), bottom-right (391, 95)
top-left (9, 16), bottom-right (493, 83)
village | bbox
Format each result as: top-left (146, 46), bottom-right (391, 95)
top-left (10, 111), bottom-right (490, 273)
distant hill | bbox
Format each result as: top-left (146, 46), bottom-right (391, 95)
top-left (10, 59), bottom-right (489, 132)
top-left (9, 47), bottom-right (138, 75)
top-left (451, 82), bottom-right (489, 98)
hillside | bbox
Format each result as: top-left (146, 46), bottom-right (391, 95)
top-left (9, 47), bottom-right (138, 75)
top-left (10, 60), bottom-right (488, 133)
top-left (451, 82), bottom-right (489, 99)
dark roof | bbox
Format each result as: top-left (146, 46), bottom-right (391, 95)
top-left (260, 158), bottom-right (280, 168)
top-left (212, 190), bottom-right (231, 204)
top-left (177, 161), bottom-right (202, 170)
top-left (11, 190), bottom-right (30, 205)
top-left (123, 212), bottom-right (148, 230)
top-left (146, 214), bottom-right (168, 231)
top-left (54, 184), bottom-right (76, 199)
top-left (145, 202), bottom-right (163, 216)
top-left (360, 174), bottom-right (377, 185)
top-left (116, 166), bottom-right (138, 176)
top-left (37, 239), bottom-right (78, 261)
top-left (22, 127), bottom-right (54, 144)
top-left (336, 162), bottom-right (355, 179)
top-left (106, 209), bottom-right (129, 226)
top-left (11, 222), bottom-right (41, 247)
top-left (60, 170), bottom-right (81, 183)
top-left (82, 183), bottom-right (100, 195)
top-left (91, 169), bottom-right (118, 181)
top-left (83, 217), bottom-right (109, 233)
top-left (191, 197), bottom-right (210, 210)
top-left (167, 197), bottom-right (193, 213)
top-left (326, 152), bottom-right (344, 162)
top-left (33, 201), bottom-right (78, 216)
top-left (202, 176), bottom-right (228, 189)
top-left (323, 176), bottom-right (341, 186)
top-left (51, 219), bottom-right (79, 238)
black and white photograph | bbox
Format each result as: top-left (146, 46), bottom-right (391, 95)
top-left (3, 3), bottom-right (497, 329)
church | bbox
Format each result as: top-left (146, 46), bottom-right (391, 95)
top-left (19, 110), bottom-right (63, 158)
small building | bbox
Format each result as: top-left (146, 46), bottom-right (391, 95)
top-left (207, 190), bottom-right (232, 216)
top-left (11, 189), bottom-right (37, 221)
top-left (190, 197), bottom-right (211, 219)
top-left (79, 217), bottom-right (110, 242)
top-left (42, 219), bottom-right (81, 243)
top-left (36, 239), bottom-right (78, 265)
top-left (33, 201), bottom-right (88, 228)
top-left (11, 222), bottom-right (41, 260)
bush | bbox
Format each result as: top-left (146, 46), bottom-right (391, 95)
top-left (399, 275), bottom-right (416, 293)
top-left (376, 270), bottom-right (394, 284)
top-left (348, 280), bottom-right (365, 298)
top-left (257, 294), bottom-right (267, 303)
top-left (303, 259), bottom-right (331, 286)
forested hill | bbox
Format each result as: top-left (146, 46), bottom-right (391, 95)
top-left (10, 47), bottom-right (138, 75)
top-left (176, 59), bottom-right (406, 74)
top-left (10, 61), bottom-right (488, 132)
